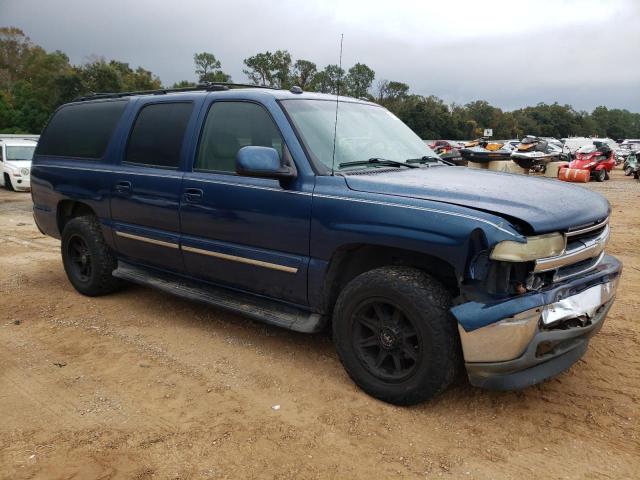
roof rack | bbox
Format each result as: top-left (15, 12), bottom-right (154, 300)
top-left (72, 82), bottom-right (278, 102)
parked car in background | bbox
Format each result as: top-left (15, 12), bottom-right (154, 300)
top-left (0, 135), bottom-right (38, 191)
top-left (31, 85), bottom-right (621, 405)
top-left (623, 150), bottom-right (639, 177)
top-left (620, 139), bottom-right (640, 148)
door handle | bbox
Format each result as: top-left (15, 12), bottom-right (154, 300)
top-left (115, 181), bottom-right (132, 193)
top-left (183, 188), bottom-right (203, 202)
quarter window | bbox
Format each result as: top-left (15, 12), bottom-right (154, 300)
top-left (125, 102), bottom-right (193, 168)
top-left (195, 102), bottom-right (283, 173)
top-left (36, 100), bottom-right (127, 159)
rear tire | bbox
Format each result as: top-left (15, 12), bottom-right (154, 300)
top-left (61, 216), bottom-right (121, 296)
top-left (4, 173), bottom-right (15, 191)
top-left (595, 168), bottom-right (606, 182)
top-left (332, 266), bottom-right (460, 405)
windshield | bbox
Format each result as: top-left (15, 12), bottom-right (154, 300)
top-left (281, 99), bottom-right (438, 171)
top-left (576, 145), bottom-right (596, 153)
top-left (6, 146), bottom-right (36, 161)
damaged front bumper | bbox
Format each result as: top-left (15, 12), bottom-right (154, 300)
top-left (451, 254), bottom-right (622, 390)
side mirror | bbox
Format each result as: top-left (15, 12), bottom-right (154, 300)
top-left (235, 146), bottom-right (296, 179)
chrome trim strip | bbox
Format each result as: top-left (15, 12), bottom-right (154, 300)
top-left (566, 218), bottom-right (609, 237)
top-left (115, 231), bottom-right (179, 249)
top-left (534, 225), bottom-right (609, 272)
top-left (553, 251), bottom-right (605, 282)
top-left (182, 245), bottom-right (298, 273)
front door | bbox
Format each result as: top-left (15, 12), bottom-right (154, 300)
top-left (179, 100), bottom-right (312, 305)
top-left (110, 101), bottom-right (195, 272)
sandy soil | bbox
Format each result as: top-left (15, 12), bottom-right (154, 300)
top-left (1, 170), bottom-right (638, 480)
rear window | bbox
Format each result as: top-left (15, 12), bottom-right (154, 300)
top-left (125, 102), bottom-right (193, 169)
top-left (36, 100), bottom-right (127, 158)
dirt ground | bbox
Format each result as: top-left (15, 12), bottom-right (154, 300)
top-left (0, 169), bottom-right (638, 480)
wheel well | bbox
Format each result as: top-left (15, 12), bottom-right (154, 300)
top-left (321, 244), bottom-right (459, 315)
top-left (57, 200), bottom-right (96, 234)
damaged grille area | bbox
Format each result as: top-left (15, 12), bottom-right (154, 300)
top-left (534, 217), bottom-right (609, 281)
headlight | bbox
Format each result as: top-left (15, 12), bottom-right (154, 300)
top-left (21, 168), bottom-right (30, 176)
top-left (490, 233), bottom-right (566, 262)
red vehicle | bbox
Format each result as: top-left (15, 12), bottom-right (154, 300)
top-left (568, 142), bottom-right (616, 182)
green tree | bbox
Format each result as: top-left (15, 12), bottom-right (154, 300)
top-left (171, 80), bottom-right (197, 88)
top-left (314, 64), bottom-right (345, 94)
top-left (396, 95), bottom-right (454, 140)
top-left (243, 50), bottom-right (292, 88)
top-left (376, 80), bottom-right (410, 103)
top-left (345, 63), bottom-right (375, 99)
top-left (194, 52), bottom-right (231, 83)
top-left (291, 59), bottom-right (317, 90)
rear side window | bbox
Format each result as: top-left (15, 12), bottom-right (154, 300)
top-left (36, 101), bottom-right (127, 158)
top-left (125, 102), bottom-right (193, 168)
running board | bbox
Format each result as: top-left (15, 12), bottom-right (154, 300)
top-left (112, 262), bottom-right (326, 333)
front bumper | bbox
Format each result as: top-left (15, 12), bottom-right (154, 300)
top-left (11, 175), bottom-right (31, 191)
top-left (451, 254), bottom-right (622, 390)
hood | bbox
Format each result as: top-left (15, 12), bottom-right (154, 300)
top-left (5, 160), bottom-right (31, 167)
top-left (343, 166), bottom-right (610, 234)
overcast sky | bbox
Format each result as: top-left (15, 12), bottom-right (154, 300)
top-left (3, 0), bottom-right (639, 111)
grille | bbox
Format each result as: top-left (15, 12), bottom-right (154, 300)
top-left (534, 217), bottom-right (609, 279)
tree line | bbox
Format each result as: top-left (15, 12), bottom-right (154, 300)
top-left (2, 27), bottom-right (639, 140)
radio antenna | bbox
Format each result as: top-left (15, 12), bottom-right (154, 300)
top-left (330, 34), bottom-right (344, 176)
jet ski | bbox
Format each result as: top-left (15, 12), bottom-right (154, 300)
top-left (459, 137), bottom-right (513, 162)
top-left (432, 143), bottom-right (466, 166)
top-left (511, 135), bottom-right (570, 171)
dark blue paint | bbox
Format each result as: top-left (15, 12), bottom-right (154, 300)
top-left (344, 167), bottom-right (611, 234)
top-left (31, 88), bottom-right (618, 327)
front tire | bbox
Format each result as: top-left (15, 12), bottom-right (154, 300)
top-left (332, 267), bottom-right (460, 405)
top-left (595, 168), bottom-right (606, 182)
top-left (4, 173), bottom-right (15, 191)
top-left (61, 216), bottom-right (121, 296)
top-left (624, 166), bottom-right (633, 176)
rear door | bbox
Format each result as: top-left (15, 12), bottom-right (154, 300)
top-left (110, 100), bottom-right (196, 272)
top-left (179, 99), bottom-right (313, 305)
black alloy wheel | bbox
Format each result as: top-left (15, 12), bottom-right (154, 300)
top-left (352, 299), bottom-right (421, 382)
top-left (66, 234), bottom-right (93, 283)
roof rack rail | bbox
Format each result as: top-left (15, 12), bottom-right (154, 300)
top-left (72, 82), bottom-right (278, 102)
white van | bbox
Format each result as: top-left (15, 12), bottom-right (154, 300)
top-left (0, 135), bottom-right (39, 191)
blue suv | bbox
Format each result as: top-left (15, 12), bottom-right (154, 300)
top-left (31, 84), bottom-right (621, 405)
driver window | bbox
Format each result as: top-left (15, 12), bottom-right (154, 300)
top-left (195, 102), bottom-right (283, 173)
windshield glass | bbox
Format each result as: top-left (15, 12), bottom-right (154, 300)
top-left (6, 146), bottom-right (36, 161)
top-left (576, 145), bottom-right (596, 153)
top-left (281, 100), bottom-right (438, 170)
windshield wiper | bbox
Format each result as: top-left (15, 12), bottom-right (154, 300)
top-left (406, 156), bottom-right (448, 166)
top-left (338, 157), bottom-right (418, 169)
